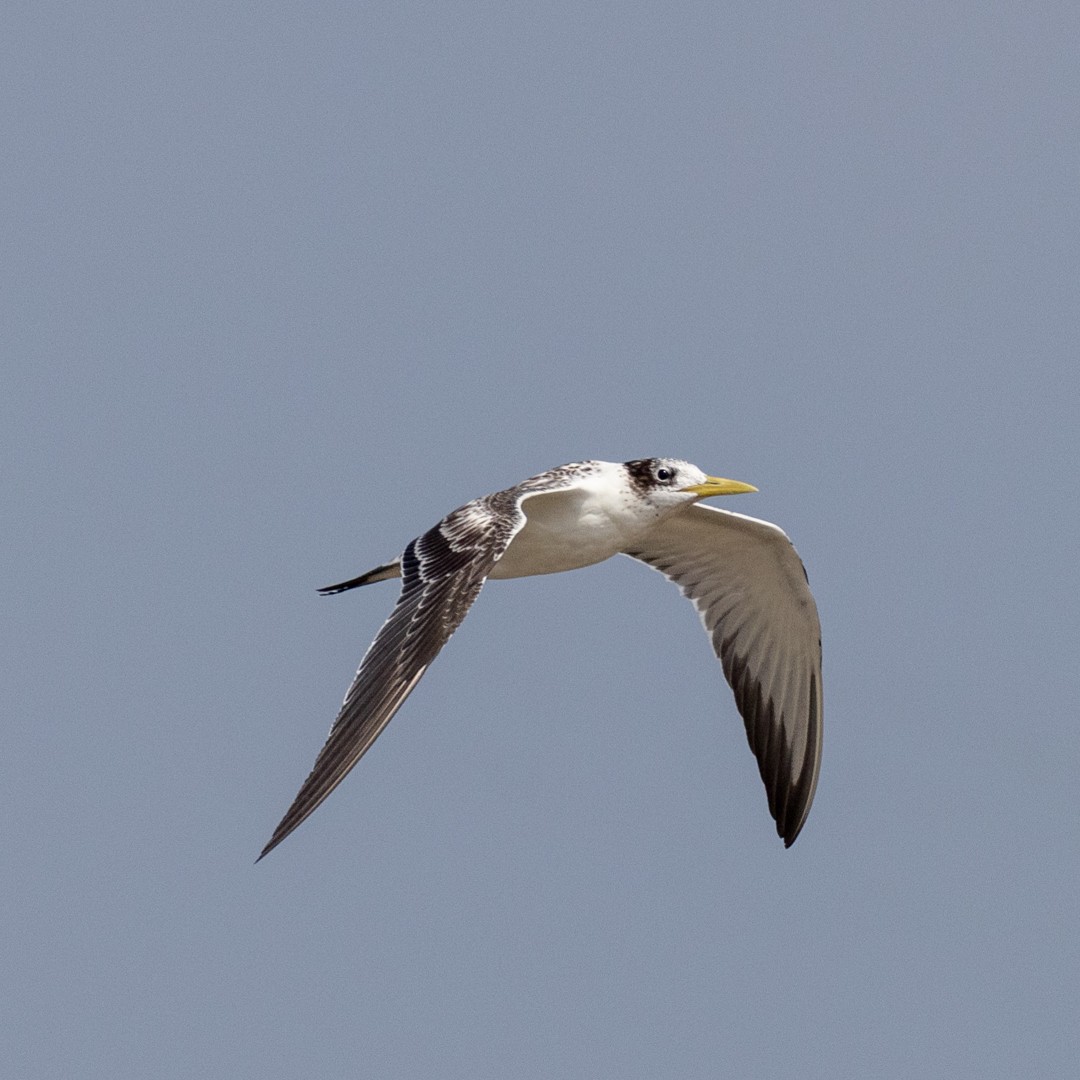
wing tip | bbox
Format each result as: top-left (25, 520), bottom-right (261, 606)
top-left (781, 814), bottom-right (808, 848)
top-left (255, 822), bottom-right (291, 862)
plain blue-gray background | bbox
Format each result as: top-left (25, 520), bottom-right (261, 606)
top-left (4, 4), bottom-right (1077, 1077)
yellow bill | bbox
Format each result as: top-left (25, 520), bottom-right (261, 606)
top-left (681, 476), bottom-right (758, 497)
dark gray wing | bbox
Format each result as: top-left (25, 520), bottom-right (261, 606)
top-left (259, 496), bottom-right (526, 860)
top-left (623, 504), bottom-right (823, 847)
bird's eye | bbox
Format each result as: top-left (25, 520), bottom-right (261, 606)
top-left (655, 467), bottom-right (674, 483)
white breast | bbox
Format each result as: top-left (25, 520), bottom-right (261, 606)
top-left (490, 470), bottom-right (662, 579)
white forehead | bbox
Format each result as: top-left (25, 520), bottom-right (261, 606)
top-left (657, 458), bottom-right (706, 485)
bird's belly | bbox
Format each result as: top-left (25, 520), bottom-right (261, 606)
top-left (489, 509), bottom-right (627, 579)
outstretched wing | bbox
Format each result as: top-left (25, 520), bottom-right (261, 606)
top-left (623, 504), bottom-right (823, 846)
top-left (259, 496), bottom-right (526, 859)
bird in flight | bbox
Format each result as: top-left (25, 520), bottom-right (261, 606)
top-left (259, 458), bottom-right (822, 860)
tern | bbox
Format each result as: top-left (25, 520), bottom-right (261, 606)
top-left (260, 458), bottom-right (822, 859)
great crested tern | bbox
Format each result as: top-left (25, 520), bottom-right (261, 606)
top-left (259, 458), bottom-right (822, 859)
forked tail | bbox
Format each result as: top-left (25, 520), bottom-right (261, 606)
top-left (317, 559), bottom-right (402, 595)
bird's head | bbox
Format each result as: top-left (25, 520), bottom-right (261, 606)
top-left (623, 458), bottom-right (758, 511)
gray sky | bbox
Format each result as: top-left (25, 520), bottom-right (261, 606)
top-left (4, 3), bottom-right (1078, 1077)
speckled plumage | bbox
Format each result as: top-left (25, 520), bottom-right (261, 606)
top-left (259, 458), bottom-right (822, 860)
